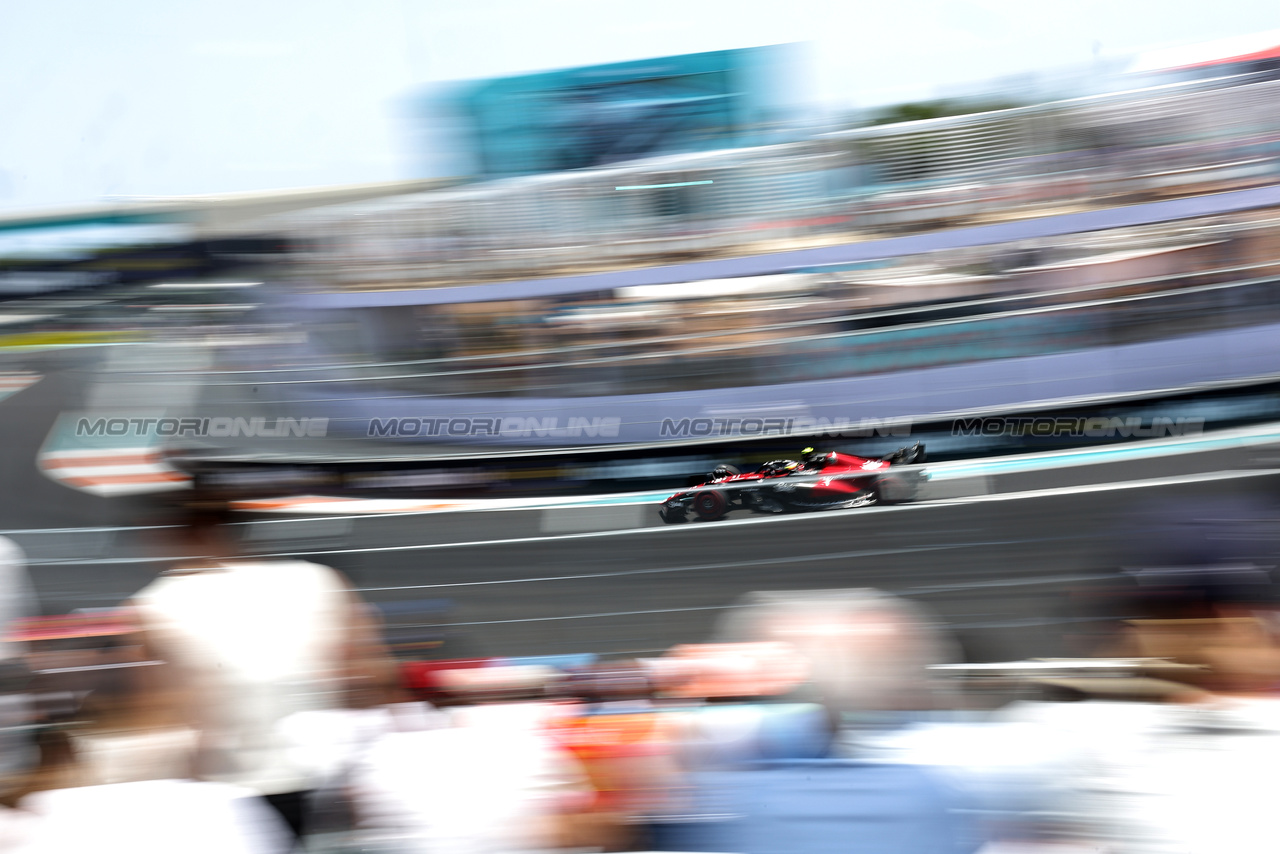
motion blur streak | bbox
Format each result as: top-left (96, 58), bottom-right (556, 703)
top-left (8, 20), bottom-right (1280, 854)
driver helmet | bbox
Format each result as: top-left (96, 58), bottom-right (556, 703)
top-left (802, 447), bottom-right (830, 469)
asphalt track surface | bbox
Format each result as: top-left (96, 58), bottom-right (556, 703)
top-left (0, 348), bottom-right (145, 529)
top-left (8, 346), bottom-right (1280, 662)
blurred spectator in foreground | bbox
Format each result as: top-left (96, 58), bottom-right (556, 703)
top-left (335, 700), bottom-right (603, 854)
top-left (127, 490), bottom-right (602, 854)
top-left (995, 497), bottom-right (1280, 853)
top-left (1006, 563), bottom-right (1280, 854)
top-left (0, 537), bottom-right (35, 797)
top-left (657, 588), bottom-right (979, 854)
top-left (0, 611), bottom-right (292, 852)
top-left (127, 491), bottom-right (397, 844)
top-left (284, 655), bottom-right (614, 852)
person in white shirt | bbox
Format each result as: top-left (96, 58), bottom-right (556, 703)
top-left (0, 532), bottom-right (294, 854)
top-left (9, 778), bottom-right (293, 854)
top-left (129, 492), bottom-right (396, 842)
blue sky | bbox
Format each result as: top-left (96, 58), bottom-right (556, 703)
top-left (1, 0), bottom-right (1277, 212)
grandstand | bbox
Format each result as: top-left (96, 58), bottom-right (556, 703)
top-left (269, 76), bottom-right (1280, 291)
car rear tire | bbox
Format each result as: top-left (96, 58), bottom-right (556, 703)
top-left (692, 489), bottom-right (729, 521)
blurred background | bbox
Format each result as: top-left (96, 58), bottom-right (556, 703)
top-left (6, 3), bottom-right (1280, 852)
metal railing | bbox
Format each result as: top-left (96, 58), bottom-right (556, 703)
top-left (274, 78), bottom-right (1280, 289)
top-left (168, 261), bottom-right (1280, 399)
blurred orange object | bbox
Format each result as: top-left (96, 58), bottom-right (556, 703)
top-left (547, 709), bottom-right (681, 816)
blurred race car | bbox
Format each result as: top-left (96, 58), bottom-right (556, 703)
top-left (658, 444), bottom-right (926, 523)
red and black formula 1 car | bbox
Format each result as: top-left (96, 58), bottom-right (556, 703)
top-left (658, 444), bottom-right (926, 523)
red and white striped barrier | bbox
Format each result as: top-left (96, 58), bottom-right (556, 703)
top-left (0, 372), bottom-right (40, 400)
top-left (37, 448), bottom-right (191, 496)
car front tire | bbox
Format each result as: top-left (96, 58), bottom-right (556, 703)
top-left (692, 489), bottom-right (729, 521)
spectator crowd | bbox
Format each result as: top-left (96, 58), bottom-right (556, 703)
top-left (3, 492), bottom-right (1280, 854)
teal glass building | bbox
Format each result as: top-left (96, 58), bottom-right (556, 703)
top-left (439, 45), bottom-right (803, 178)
